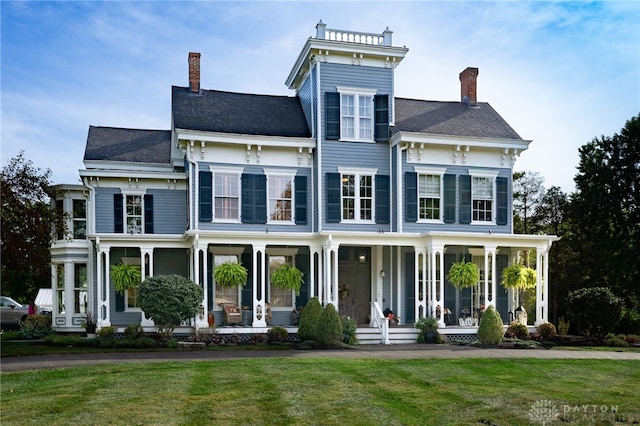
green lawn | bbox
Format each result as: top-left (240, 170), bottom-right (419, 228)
top-left (2, 358), bottom-right (638, 425)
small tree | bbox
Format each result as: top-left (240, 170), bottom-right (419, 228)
top-left (297, 297), bottom-right (322, 341)
top-left (317, 303), bottom-right (342, 347)
top-left (566, 287), bottom-right (623, 338)
top-left (477, 305), bottom-right (504, 345)
top-left (138, 275), bottom-right (203, 336)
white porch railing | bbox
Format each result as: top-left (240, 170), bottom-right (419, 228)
top-left (370, 302), bottom-right (390, 344)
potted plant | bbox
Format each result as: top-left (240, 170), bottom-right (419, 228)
top-left (270, 264), bottom-right (303, 295)
top-left (447, 260), bottom-right (480, 288)
top-left (414, 316), bottom-right (441, 343)
top-left (111, 262), bottom-right (142, 295)
top-left (83, 311), bottom-right (97, 338)
top-left (214, 262), bottom-right (248, 287)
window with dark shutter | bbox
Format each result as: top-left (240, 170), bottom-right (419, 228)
top-left (374, 94), bottom-right (389, 142)
top-left (144, 194), bottom-right (154, 234)
top-left (326, 173), bottom-right (341, 223)
top-left (114, 194), bottom-right (124, 233)
top-left (405, 172), bottom-right (417, 222)
top-left (375, 174), bottom-right (390, 224)
top-left (443, 174), bottom-right (456, 223)
top-left (199, 170), bottom-right (213, 222)
top-left (325, 92), bottom-right (340, 140)
top-left (295, 175), bottom-right (307, 225)
top-left (496, 176), bottom-right (508, 225)
top-left (460, 175), bottom-right (472, 224)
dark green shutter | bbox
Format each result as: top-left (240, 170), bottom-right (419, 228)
top-left (295, 252), bottom-right (309, 309)
top-left (374, 94), bottom-right (389, 142)
top-left (144, 194), bottom-right (154, 234)
top-left (405, 172), bottom-right (417, 222)
top-left (199, 170), bottom-right (212, 221)
top-left (115, 291), bottom-right (125, 312)
top-left (241, 174), bottom-right (254, 224)
top-left (460, 175), bottom-right (471, 224)
top-left (326, 172), bottom-right (341, 223)
top-left (295, 175), bottom-right (307, 225)
top-left (443, 174), bottom-right (456, 223)
top-left (254, 174), bottom-right (267, 224)
top-left (114, 194), bottom-right (123, 233)
top-left (375, 174), bottom-right (390, 224)
top-left (496, 177), bottom-right (508, 225)
top-left (241, 252), bottom-right (252, 309)
top-left (325, 92), bottom-right (340, 140)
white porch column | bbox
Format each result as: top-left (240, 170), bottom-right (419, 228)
top-left (484, 246), bottom-right (497, 307)
top-left (252, 245), bottom-right (267, 327)
top-left (414, 248), bottom-right (427, 320)
top-left (102, 249), bottom-right (111, 326)
top-left (535, 249), bottom-right (549, 326)
top-left (309, 248), bottom-right (318, 299)
top-left (140, 249), bottom-right (155, 327)
top-left (428, 244), bottom-right (445, 327)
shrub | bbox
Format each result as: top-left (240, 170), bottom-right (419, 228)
top-left (138, 274), bottom-right (203, 336)
top-left (567, 287), bottom-right (623, 338)
top-left (606, 335), bottom-right (629, 347)
top-left (18, 314), bottom-right (52, 340)
top-left (506, 323), bottom-right (529, 340)
top-left (124, 324), bottom-right (143, 340)
top-left (297, 297), bottom-right (323, 341)
top-left (557, 316), bottom-right (570, 336)
top-left (317, 303), bottom-right (342, 347)
top-left (477, 305), bottom-right (504, 345)
top-left (415, 316), bottom-right (441, 343)
top-left (98, 326), bottom-right (115, 339)
top-left (537, 322), bottom-right (557, 340)
top-left (267, 326), bottom-right (289, 343)
top-left (341, 316), bottom-right (358, 345)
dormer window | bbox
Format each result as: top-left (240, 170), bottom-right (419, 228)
top-left (326, 88), bottom-right (389, 143)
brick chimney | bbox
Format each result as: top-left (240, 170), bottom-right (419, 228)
top-left (459, 67), bottom-right (478, 106)
top-left (188, 52), bottom-right (201, 94)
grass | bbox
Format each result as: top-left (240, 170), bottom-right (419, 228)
top-left (2, 358), bottom-right (639, 425)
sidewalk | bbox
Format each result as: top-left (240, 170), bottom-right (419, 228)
top-left (2, 344), bottom-right (639, 372)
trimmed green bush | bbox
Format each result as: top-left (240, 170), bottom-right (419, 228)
top-left (506, 323), bottom-right (529, 340)
top-left (124, 324), bottom-right (143, 340)
top-left (297, 297), bottom-right (322, 341)
top-left (537, 322), bottom-right (557, 340)
top-left (98, 326), bottom-right (115, 339)
top-left (477, 305), bottom-right (504, 345)
top-left (341, 315), bottom-right (358, 345)
top-left (267, 326), bottom-right (289, 343)
top-left (415, 316), bottom-right (442, 343)
top-left (317, 303), bottom-right (343, 347)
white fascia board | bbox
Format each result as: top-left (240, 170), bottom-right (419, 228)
top-left (425, 230), bottom-right (560, 250)
top-left (285, 38), bottom-right (408, 89)
top-left (175, 129), bottom-right (316, 149)
top-left (80, 165), bottom-right (186, 180)
top-left (390, 132), bottom-right (532, 151)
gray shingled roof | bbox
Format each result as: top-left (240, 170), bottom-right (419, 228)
top-left (394, 98), bottom-right (523, 140)
top-left (172, 86), bottom-right (311, 138)
top-left (84, 126), bottom-right (171, 164)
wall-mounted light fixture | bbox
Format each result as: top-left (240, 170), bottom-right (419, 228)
top-left (380, 270), bottom-right (385, 278)
top-left (358, 253), bottom-right (366, 263)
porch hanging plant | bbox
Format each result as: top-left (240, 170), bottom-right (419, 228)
top-left (447, 260), bottom-right (480, 289)
top-left (270, 264), bottom-right (303, 295)
top-left (214, 262), bottom-right (248, 287)
top-left (500, 264), bottom-right (536, 290)
top-left (111, 262), bottom-right (142, 295)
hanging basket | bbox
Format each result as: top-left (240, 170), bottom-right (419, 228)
top-left (447, 260), bottom-right (480, 288)
top-left (214, 262), bottom-right (248, 288)
top-left (111, 263), bottom-right (142, 295)
top-left (501, 264), bottom-right (536, 289)
top-left (270, 264), bottom-right (303, 295)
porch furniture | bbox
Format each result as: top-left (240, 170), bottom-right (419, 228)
top-left (221, 303), bottom-right (242, 326)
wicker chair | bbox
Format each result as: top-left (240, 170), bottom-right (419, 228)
top-left (222, 303), bottom-right (242, 326)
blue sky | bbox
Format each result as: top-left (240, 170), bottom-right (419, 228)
top-left (2, 1), bottom-right (638, 193)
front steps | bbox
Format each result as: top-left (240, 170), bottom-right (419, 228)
top-left (356, 326), bottom-right (420, 345)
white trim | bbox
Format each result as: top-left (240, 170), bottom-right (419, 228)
top-left (415, 169), bottom-right (445, 223)
top-left (208, 165), bottom-right (244, 174)
top-left (210, 168), bottom-right (242, 223)
top-left (414, 166), bottom-right (447, 175)
top-left (336, 86), bottom-right (378, 96)
top-left (469, 169), bottom-right (499, 179)
top-left (337, 167), bottom-right (378, 175)
top-left (265, 171), bottom-right (296, 225)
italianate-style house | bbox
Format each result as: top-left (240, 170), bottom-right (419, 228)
top-left (50, 22), bottom-right (557, 343)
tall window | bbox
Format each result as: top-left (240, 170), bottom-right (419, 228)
top-left (418, 174), bottom-right (441, 220)
top-left (341, 173), bottom-right (373, 221)
top-left (339, 88), bottom-right (375, 142)
top-left (268, 174), bottom-right (293, 223)
top-left (269, 255), bottom-right (293, 308)
top-left (214, 255), bottom-right (241, 305)
top-left (56, 264), bottom-right (65, 314)
top-left (74, 264), bottom-right (88, 313)
top-left (214, 172), bottom-right (240, 220)
top-left (472, 176), bottom-right (493, 222)
top-left (125, 195), bottom-right (143, 234)
top-left (73, 199), bottom-right (86, 239)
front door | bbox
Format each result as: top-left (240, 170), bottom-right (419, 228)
top-left (338, 262), bottom-right (371, 325)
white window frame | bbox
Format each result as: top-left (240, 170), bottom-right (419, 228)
top-left (337, 86), bottom-right (377, 142)
top-left (210, 166), bottom-right (243, 223)
top-left (470, 170), bottom-right (498, 225)
top-left (73, 263), bottom-right (88, 314)
top-left (72, 199), bottom-right (87, 239)
top-left (415, 167), bottom-right (446, 223)
top-left (337, 167), bottom-right (377, 223)
top-left (265, 169), bottom-right (295, 225)
top-left (121, 190), bottom-right (146, 235)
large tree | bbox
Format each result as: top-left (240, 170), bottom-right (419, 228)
top-left (1, 151), bottom-right (63, 302)
top-left (512, 170), bottom-right (545, 234)
top-left (570, 114), bottom-right (640, 331)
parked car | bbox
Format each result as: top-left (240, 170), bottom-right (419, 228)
top-left (1, 296), bottom-right (30, 329)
